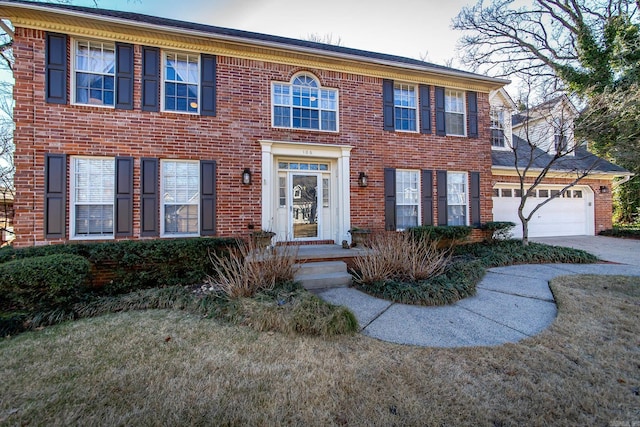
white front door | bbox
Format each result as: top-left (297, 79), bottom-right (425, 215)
top-left (260, 140), bottom-right (352, 244)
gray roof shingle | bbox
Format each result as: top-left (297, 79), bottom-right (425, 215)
top-left (492, 136), bottom-right (628, 174)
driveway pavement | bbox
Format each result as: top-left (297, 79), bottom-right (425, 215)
top-left (532, 235), bottom-right (640, 266)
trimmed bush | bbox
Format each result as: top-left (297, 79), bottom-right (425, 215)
top-left (356, 259), bottom-right (482, 306)
top-left (407, 225), bottom-right (472, 243)
top-left (0, 238), bottom-right (237, 294)
top-left (0, 254), bottom-right (92, 312)
top-left (455, 239), bottom-right (598, 266)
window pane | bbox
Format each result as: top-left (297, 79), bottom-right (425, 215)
top-left (445, 112), bottom-right (465, 136)
top-left (75, 40), bottom-right (115, 106)
top-left (395, 170), bottom-right (419, 230)
top-left (164, 52), bottom-right (199, 112)
top-left (447, 172), bottom-right (467, 226)
top-left (272, 74), bottom-right (337, 131)
top-left (502, 188), bottom-right (512, 197)
top-left (162, 161), bottom-right (199, 235)
top-left (73, 157), bottom-right (114, 237)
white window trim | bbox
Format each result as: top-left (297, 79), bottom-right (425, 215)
top-left (271, 73), bottom-right (340, 132)
top-left (393, 82), bottom-right (419, 133)
top-left (445, 89), bottom-right (467, 137)
top-left (161, 51), bottom-right (201, 115)
top-left (395, 169), bottom-right (421, 231)
top-left (69, 156), bottom-right (115, 240)
top-left (71, 38), bottom-right (116, 109)
top-left (160, 159), bottom-right (201, 238)
top-left (447, 171), bottom-right (469, 226)
top-left (490, 107), bottom-right (510, 150)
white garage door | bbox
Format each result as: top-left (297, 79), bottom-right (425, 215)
top-left (492, 185), bottom-right (594, 238)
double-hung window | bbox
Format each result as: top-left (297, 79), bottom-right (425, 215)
top-left (554, 120), bottom-right (569, 153)
top-left (395, 170), bottom-right (420, 230)
top-left (161, 160), bottom-right (200, 235)
top-left (164, 52), bottom-right (200, 113)
top-left (490, 108), bottom-right (505, 147)
top-left (447, 172), bottom-right (467, 225)
top-left (394, 83), bottom-right (417, 131)
top-left (71, 157), bottom-right (115, 238)
top-left (445, 89), bottom-right (466, 136)
top-left (272, 74), bottom-right (338, 131)
top-left (74, 40), bottom-right (115, 106)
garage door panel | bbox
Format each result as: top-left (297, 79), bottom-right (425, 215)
top-left (492, 186), bottom-right (592, 238)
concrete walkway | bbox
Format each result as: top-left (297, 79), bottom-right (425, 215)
top-left (317, 262), bottom-right (640, 348)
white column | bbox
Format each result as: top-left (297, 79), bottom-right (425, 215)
top-left (338, 147), bottom-right (351, 244)
top-left (260, 141), bottom-right (273, 231)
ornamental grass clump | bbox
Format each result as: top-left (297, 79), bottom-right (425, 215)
top-left (207, 240), bottom-right (299, 298)
top-left (352, 232), bottom-right (451, 285)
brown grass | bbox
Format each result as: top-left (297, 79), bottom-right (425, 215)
top-left (1, 275), bottom-right (639, 425)
top-left (352, 231), bottom-right (451, 284)
top-left (207, 241), bottom-right (298, 298)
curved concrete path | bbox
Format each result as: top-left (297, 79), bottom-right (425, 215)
top-left (317, 262), bottom-right (640, 348)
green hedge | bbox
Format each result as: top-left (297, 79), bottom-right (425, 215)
top-left (356, 259), bottom-right (483, 306)
top-left (407, 225), bottom-right (472, 242)
top-left (0, 254), bottom-right (92, 312)
top-left (0, 238), bottom-right (238, 294)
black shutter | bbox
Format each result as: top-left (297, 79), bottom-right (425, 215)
top-left (44, 153), bottom-right (67, 238)
top-left (140, 158), bottom-right (159, 237)
top-left (437, 170), bottom-right (447, 226)
top-left (200, 160), bottom-right (217, 236)
top-left (142, 47), bottom-right (160, 112)
top-left (419, 85), bottom-right (432, 134)
top-left (470, 172), bottom-right (481, 227)
top-left (421, 170), bottom-right (433, 226)
top-left (468, 91), bottom-right (478, 138)
top-left (384, 168), bottom-right (396, 231)
top-left (382, 79), bottom-right (395, 131)
top-left (114, 157), bottom-right (134, 237)
top-left (200, 54), bottom-right (217, 117)
top-left (115, 43), bottom-right (134, 110)
top-left (45, 33), bottom-right (67, 104)
top-left (435, 87), bottom-right (446, 136)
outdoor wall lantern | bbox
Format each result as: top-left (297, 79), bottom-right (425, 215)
top-left (599, 185), bottom-right (609, 194)
top-left (242, 168), bottom-right (252, 185)
top-left (358, 172), bottom-right (369, 187)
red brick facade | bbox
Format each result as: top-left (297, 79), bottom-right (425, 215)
top-left (12, 27), bottom-right (498, 247)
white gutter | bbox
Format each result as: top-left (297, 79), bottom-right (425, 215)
top-left (0, 1), bottom-right (509, 86)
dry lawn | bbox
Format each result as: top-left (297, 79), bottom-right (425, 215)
top-left (1, 275), bottom-right (639, 426)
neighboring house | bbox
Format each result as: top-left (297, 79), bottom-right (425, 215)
top-left (2, 0), bottom-right (510, 248)
top-left (489, 92), bottom-right (630, 238)
top-left (0, 186), bottom-right (13, 245)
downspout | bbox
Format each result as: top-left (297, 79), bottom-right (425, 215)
top-left (612, 173), bottom-right (634, 189)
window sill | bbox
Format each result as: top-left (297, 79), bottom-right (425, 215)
top-left (161, 109), bottom-right (200, 116)
top-left (272, 125), bottom-right (339, 134)
top-left (72, 102), bottom-right (115, 109)
top-left (71, 235), bottom-right (115, 241)
top-left (161, 233), bottom-right (200, 239)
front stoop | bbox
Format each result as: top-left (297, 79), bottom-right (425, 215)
top-left (295, 261), bottom-right (353, 290)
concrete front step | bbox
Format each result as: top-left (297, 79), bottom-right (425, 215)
top-left (295, 260), bottom-right (353, 290)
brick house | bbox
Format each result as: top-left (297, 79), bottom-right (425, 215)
top-left (489, 91), bottom-right (630, 237)
top-left (3, 0), bottom-right (511, 248)
top-left (1, 1), bottom-right (621, 248)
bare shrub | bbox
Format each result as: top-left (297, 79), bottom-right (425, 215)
top-left (207, 241), bottom-right (299, 298)
top-left (353, 232), bottom-right (450, 285)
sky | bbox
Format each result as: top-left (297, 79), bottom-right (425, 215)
top-left (71, 0), bottom-right (478, 67)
